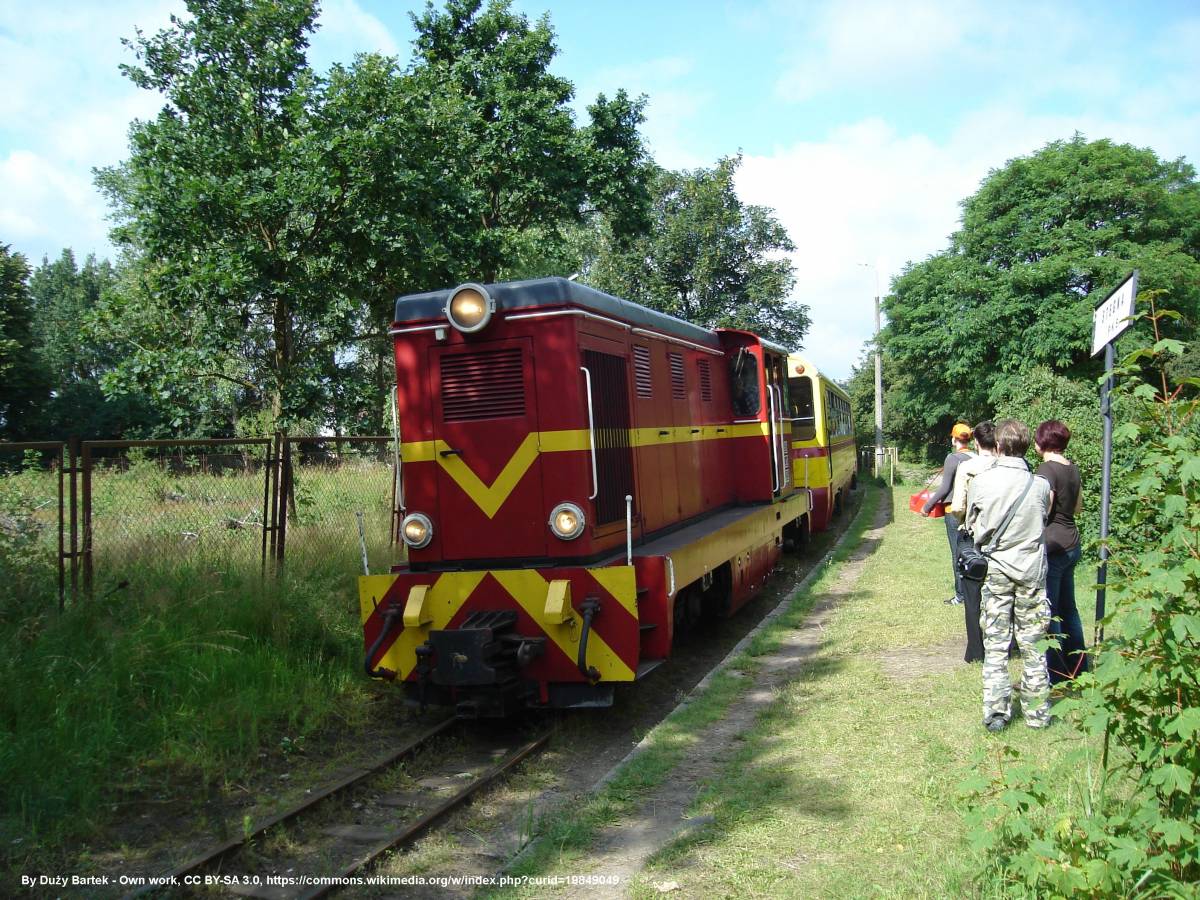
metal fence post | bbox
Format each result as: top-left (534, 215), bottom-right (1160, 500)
top-left (81, 442), bottom-right (94, 598)
top-left (276, 433), bottom-right (291, 567)
top-left (67, 437), bottom-right (79, 603)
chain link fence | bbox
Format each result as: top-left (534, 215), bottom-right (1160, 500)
top-left (279, 437), bottom-right (399, 575)
top-left (81, 439), bottom-right (272, 593)
top-left (0, 434), bottom-right (402, 606)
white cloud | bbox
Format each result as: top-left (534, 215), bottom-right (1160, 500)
top-left (308, 0), bottom-right (402, 69)
top-left (0, 150), bottom-right (109, 260)
top-left (737, 119), bottom-right (980, 380)
top-left (774, 0), bottom-right (984, 101)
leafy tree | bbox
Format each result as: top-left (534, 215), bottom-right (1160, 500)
top-left (588, 156), bottom-right (808, 347)
top-left (0, 246), bottom-right (47, 440)
top-left (26, 250), bottom-right (165, 439)
top-left (883, 136), bottom-right (1200, 451)
top-left (96, 0), bottom-right (650, 433)
top-left (844, 343), bottom-right (905, 455)
top-left (95, 0), bottom-right (466, 428)
top-left (409, 0), bottom-right (651, 284)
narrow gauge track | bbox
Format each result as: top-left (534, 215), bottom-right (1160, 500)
top-left (125, 719), bottom-right (549, 900)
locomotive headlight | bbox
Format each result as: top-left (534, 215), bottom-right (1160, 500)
top-left (445, 283), bottom-right (494, 333)
top-left (549, 502), bottom-right (586, 540)
top-left (400, 512), bottom-right (434, 549)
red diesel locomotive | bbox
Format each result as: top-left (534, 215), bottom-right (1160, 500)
top-left (359, 277), bottom-right (819, 716)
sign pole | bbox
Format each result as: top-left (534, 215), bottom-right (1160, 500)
top-left (1095, 339), bottom-right (1115, 644)
top-left (1091, 269), bottom-right (1138, 644)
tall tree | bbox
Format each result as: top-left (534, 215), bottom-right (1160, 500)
top-left (408, 0), bottom-right (651, 284)
top-left (0, 245), bottom-right (47, 440)
top-left (96, 0), bottom-right (651, 433)
top-left (883, 135), bottom-right (1200, 450)
top-left (588, 156), bottom-right (808, 347)
top-left (26, 250), bottom-right (165, 439)
top-left (96, 0), bottom-right (464, 427)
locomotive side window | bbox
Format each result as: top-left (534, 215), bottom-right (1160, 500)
top-left (824, 388), bottom-right (852, 438)
top-left (729, 348), bottom-right (760, 416)
top-left (788, 376), bottom-right (816, 440)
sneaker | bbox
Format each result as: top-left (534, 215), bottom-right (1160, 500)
top-left (985, 716), bottom-right (1008, 733)
top-left (943, 596), bottom-right (964, 606)
top-left (1026, 716), bottom-right (1054, 730)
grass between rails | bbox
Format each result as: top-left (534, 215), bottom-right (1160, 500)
top-left (625, 484), bottom-right (1101, 899)
top-left (492, 485), bottom-right (882, 894)
top-left (0, 550), bottom-right (381, 871)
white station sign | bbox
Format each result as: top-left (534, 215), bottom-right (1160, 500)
top-left (1092, 271), bottom-right (1138, 357)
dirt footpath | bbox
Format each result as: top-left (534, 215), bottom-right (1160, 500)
top-left (580, 490), bottom-right (892, 896)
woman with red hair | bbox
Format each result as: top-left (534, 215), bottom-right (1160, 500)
top-left (1035, 419), bottom-right (1089, 683)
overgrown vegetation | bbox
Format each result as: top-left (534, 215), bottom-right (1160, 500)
top-left (0, 554), bottom-right (372, 863)
top-left (0, 454), bottom-right (399, 866)
top-left (960, 301), bottom-right (1199, 896)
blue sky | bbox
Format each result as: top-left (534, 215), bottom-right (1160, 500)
top-left (2, 0), bottom-right (1198, 378)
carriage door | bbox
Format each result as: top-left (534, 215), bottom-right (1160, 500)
top-left (581, 349), bottom-right (635, 528)
top-left (764, 352), bottom-right (792, 497)
top-left (430, 337), bottom-right (544, 559)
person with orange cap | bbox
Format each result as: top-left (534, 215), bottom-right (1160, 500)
top-left (922, 422), bottom-right (976, 605)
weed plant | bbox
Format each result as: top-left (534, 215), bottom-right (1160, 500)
top-left (960, 299), bottom-right (1200, 896)
top-left (0, 546), bottom-right (383, 864)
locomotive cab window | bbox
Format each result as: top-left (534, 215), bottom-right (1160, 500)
top-left (729, 348), bottom-right (761, 417)
top-left (788, 376), bottom-right (816, 440)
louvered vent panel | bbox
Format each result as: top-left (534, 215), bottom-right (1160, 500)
top-left (698, 359), bottom-right (713, 401)
top-left (669, 352), bottom-right (686, 400)
top-left (633, 345), bottom-right (652, 398)
top-left (441, 348), bottom-right (525, 421)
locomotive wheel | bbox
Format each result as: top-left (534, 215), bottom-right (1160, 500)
top-left (673, 584), bottom-right (704, 631)
top-left (783, 514), bottom-right (810, 553)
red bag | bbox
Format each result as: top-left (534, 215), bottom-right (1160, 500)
top-left (909, 489), bottom-right (945, 517)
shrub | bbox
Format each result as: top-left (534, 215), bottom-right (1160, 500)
top-left (960, 297), bottom-right (1199, 896)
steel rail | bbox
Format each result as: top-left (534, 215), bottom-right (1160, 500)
top-left (123, 717), bottom-right (457, 899)
top-left (297, 730), bottom-right (552, 900)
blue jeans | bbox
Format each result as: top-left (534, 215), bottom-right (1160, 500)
top-left (1045, 543), bottom-right (1088, 683)
top-left (945, 513), bottom-right (966, 602)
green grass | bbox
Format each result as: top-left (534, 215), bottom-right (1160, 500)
top-left (624, 485), bottom-right (1101, 898)
top-left (0, 549), bottom-right (383, 869)
top-left (493, 486), bottom-right (883, 894)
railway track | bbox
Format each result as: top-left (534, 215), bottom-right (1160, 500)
top-left (125, 719), bottom-right (550, 899)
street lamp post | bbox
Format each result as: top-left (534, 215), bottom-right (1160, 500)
top-left (860, 263), bottom-right (884, 477)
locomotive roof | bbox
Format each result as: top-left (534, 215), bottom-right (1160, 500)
top-left (393, 277), bottom-right (723, 351)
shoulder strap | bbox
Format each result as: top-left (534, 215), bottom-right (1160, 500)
top-left (982, 475), bottom-right (1035, 555)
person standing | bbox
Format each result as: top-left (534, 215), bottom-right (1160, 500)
top-left (922, 423), bottom-right (975, 606)
top-left (1035, 419), bottom-right (1089, 684)
top-left (963, 419), bottom-right (1052, 731)
top-left (948, 420), bottom-right (998, 663)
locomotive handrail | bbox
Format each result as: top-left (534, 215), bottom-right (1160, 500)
top-left (772, 381), bottom-right (782, 494)
top-left (625, 494), bottom-right (634, 566)
top-left (773, 385), bottom-right (788, 489)
top-left (580, 366), bottom-right (599, 500)
top-left (666, 556), bottom-right (676, 597)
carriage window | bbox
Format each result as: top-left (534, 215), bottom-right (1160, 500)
top-left (729, 348), bottom-right (760, 416)
top-left (789, 377), bottom-right (816, 440)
